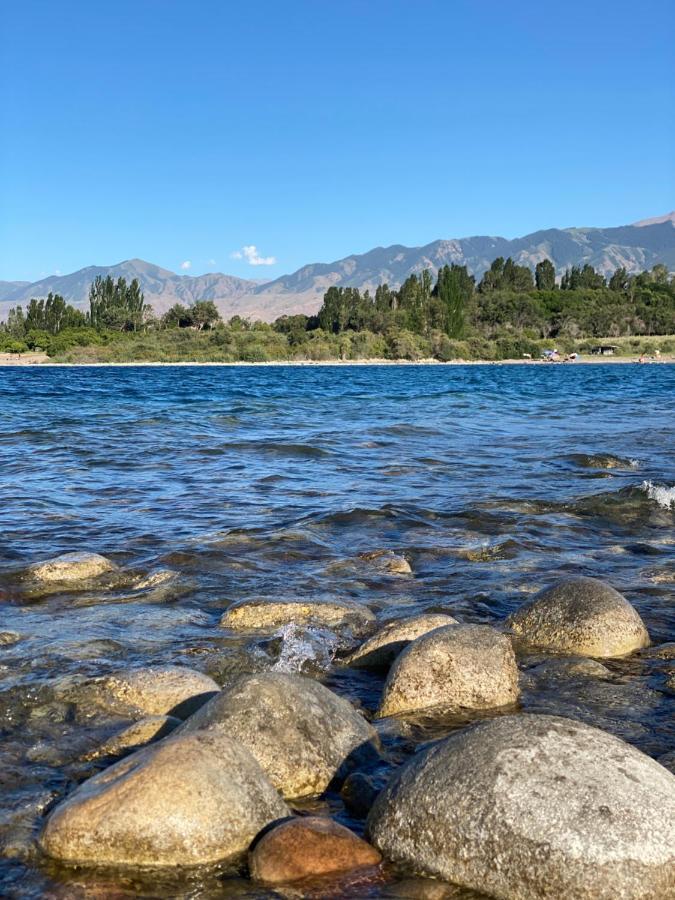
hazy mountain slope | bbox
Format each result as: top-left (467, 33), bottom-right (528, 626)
top-left (2, 215), bottom-right (673, 323)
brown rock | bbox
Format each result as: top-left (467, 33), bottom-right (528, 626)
top-left (249, 816), bottom-right (381, 884)
top-left (82, 715), bottom-right (181, 761)
top-left (40, 731), bottom-right (289, 867)
top-left (99, 665), bottom-right (219, 718)
top-left (344, 614), bottom-right (458, 671)
top-left (29, 552), bottom-right (116, 583)
top-left (220, 597), bottom-right (375, 634)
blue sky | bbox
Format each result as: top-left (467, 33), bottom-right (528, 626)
top-left (1, 0), bottom-right (673, 282)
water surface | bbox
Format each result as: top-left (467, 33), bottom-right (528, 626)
top-left (1, 364), bottom-right (674, 898)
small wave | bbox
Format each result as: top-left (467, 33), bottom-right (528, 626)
top-left (224, 441), bottom-right (332, 458)
top-left (641, 481), bottom-right (675, 509)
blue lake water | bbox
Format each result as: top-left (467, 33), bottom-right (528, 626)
top-left (1, 363), bottom-right (674, 897)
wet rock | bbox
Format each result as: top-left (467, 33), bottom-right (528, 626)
top-left (507, 576), bottom-right (650, 658)
top-left (99, 665), bottom-right (219, 718)
top-left (220, 597), bottom-right (375, 635)
top-left (666, 672), bottom-right (675, 692)
top-left (0, 630), bottom-right (21, 646)
top-left (82, 714), bottom-right (181, 760)
top-left (377, 624), bottom-right (519, 718)
top-left (132, 569), bottom-right (178, 590)
top-left (367, 714), bottom-right (675, 900)
top-left (658, 749), bottom-right (675, 774)
top-left (528, 657), bottom-right (612, 680)
top-left (344, 614), bottom-right (458, 671)
top-left (39, 731), bottom-right (289, 867)
top-left (340, 771), bottom-right (385, 818)
top-left (640, 641), bottom-right (675, 660)
top-left (357, 549), bottom-right (412, 575)
top-left (179, 672), bottom-right (378, 798)
top-left (249, 816), bottom-right (381, 884)
top-left (28, 552), bottom-right (116, 583)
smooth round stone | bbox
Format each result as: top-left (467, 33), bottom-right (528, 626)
top-left (100, 665), bottom-right (219, 718)
top-left (28, 552), bottom-right (116, 583)
top-left (249, 816), bottom-right (382, 884)
top-left (367, 714), bottom-right (675, 899)
top-left (179, 672), bottom-right (378, 798)
top-left (40, 731), bottom-right (289, 867)
top-left (377, 624), bottom-right (519, 718)
top-left (507, 577), bottom-right (650, 658)
top-left (220, 597), bottom-right (375, 634)
top-left (83, 715), bottom-right (181, 761)
top-left (345, 614), bottom-right (458, 671)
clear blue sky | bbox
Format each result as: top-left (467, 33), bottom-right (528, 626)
top-left (1, 0), bottom-right (673, 282)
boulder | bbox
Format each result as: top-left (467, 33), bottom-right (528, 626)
top-left (82, 715), bottom-right (181, 761)
top-left (377, 624), bottom-right (519, 718)
top-left (40, 731), bottom-right (289, 867)
top-left (249, 816), bottom-right (381, 884)
top-left (179, 672), bottom-right (378, 798)
top-left (29, 552), bottom-right (115, 583)
top-left (507, 577), bottom-right (650, 658)
top-left (220, 597), bottom-right (375, 634)
top-left (99, 666), bottom-right (219, 718)
top-left (344, 614), bottom-right (458, 671)
top-left (367, 714), bottom-right (675, 900)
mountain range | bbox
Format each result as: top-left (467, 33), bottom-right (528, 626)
top-left (2, 213), bottom-right (674, 323)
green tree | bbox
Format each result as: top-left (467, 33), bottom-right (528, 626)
top-left (535, 259), bottom-right (556, 291)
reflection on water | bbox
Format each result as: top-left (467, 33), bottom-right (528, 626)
top-left (0, 363), bottom-right (674, 897)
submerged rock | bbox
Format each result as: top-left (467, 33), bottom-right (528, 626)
top-left (82, 714), bottom-right (181, 761)
top-left (527, 657), bottom-right (612, 680)
top-left (99, 665), bottom-right (219, 718)
top-left (179, 672), bottom-right (378, 798)
top-left (357, 549), bottom-right (412, 575)
top-left (507, 576), bottom-right (650, 658)
top-left (220, 597), bottom-right (375, 634)
top-left (28, 552), bottom-right (116, 584)
top-left (0, 630), bottom-right (21, 646)
top-left (249, 816), bottom-right (381, 884)
top-left (367, 714), bottom-right (675, 900)
top-left (344, 614), bottom-right (458, 671)
top-left (40, 731), bottom-right (289, 867)
top-left (377, 624), bottom-right (519, 718)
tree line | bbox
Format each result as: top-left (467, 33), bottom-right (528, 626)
top-left (2, 259), bottom-right (673, 359)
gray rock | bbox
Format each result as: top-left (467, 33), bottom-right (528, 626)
top-left (367, 714), bottom-right (675, 899)
top-left (220, 597), bottom-right (375, 634)
top-left (507, 577), bottom-right (650, 658)
top-left (82, 715), bottom-right (181, 761)
top-left (344, 615), bottom-right (458, 671)
top-left (377, 624), bottom-right (519, 718)
top-left (28, 552), bottom-right (116, 583)
top-left (179, 672), bottom-right (378, 798)
top-left (40, 731), bottom-right (289, 867)
top-left (98, 665), bottom-right (220, 718)
top-left (528, 657), bottom-right (612, 681)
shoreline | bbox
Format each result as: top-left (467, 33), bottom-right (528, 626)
top-left (0, 353), bottom-right (673, 368)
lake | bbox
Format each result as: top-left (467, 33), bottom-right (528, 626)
top-left (1, 363), bottom-right (674, 897)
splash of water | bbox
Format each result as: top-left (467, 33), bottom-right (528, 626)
top-left (270, 623), bottom-right (338, 674)
top-left (641, 480), bottom-right (675, 509)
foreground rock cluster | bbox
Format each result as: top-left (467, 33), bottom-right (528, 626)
top-left (30, 553), bottom-right (675, 897)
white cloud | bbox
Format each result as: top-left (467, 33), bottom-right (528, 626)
top-left (180, 260), bottom-right (192, 270)
top-left (230, 245), bottom-right (277, 266)
top-left (207, 258), bottom-right (216, 266)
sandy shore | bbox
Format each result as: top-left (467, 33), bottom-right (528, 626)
top-left (1, 353), bottom-right (673, 367)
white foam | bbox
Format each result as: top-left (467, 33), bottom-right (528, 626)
top-left (270, 623), bottom-right (337, 673)
top-left (641, 481), bottom-right (675, 509)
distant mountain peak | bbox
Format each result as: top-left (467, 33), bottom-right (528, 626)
top-left (632, 211), bottom-right (675, 227)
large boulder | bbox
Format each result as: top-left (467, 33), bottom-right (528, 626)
top-left (344, 614), bottom-right (458, 671)
top-left (179, 673), bottom-right (378, 798)
top-left (507, 577), bottom-right (650, 658)
top-left (29, 552), bottom-right (115, 583)
top-left (98, 665), bottom-right (220, 719)
top-left (220, 597), bottom-right (375, 635)
top-left (377, 624), bottom-right (519, 718)
top-left (367, 714), bottom-right (675, 899)
top-left (40, 731), bottom-right (289, 867)
top-left (249, 816), bottom-right (382, 884)
top-left (82, 715), bottom-right (181, 761)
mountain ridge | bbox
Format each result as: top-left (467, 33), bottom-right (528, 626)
top-left (2, 215), bottom-right (674, 322)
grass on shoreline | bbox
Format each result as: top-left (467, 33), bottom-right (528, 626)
top-left (42, 329), bottom-right (675, 365)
